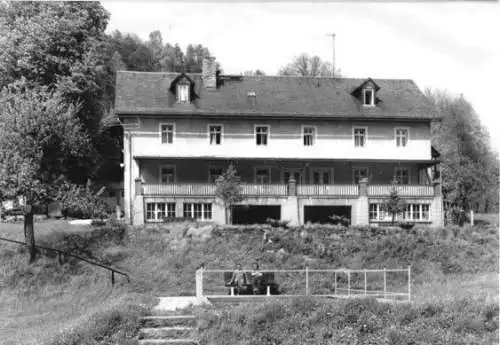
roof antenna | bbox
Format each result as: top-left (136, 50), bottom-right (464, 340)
top-left (326, 33), bottom-right (336, 77)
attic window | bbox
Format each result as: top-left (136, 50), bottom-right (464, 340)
top-left (363, 88), bottom-right (375, 106)
top-left (177, 83), bottom-right (190, 104)
top-left (247, 90), bottom-right (257, 106)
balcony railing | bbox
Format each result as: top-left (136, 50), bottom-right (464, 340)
top-left (142, 183), bottom-right (435, 198)
top-left (143, 183), bottom-right (287, 197)
top-left (143, 183), bottom-right (216, 196)
top-left (240, 184), bottom-right (287, 197)
top-left (368, 184), bottom-right (434, 197)
top-left (297, 184), bottom-right (359, 197)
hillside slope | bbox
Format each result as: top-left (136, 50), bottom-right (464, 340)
top-left (0, 218), bottom-right (498, 344)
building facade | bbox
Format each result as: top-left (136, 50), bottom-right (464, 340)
top-left (116, 58), bottom-right (443, 227)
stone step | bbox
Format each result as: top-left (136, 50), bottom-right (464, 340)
top-left (138, 339), bottom-right (198, 345)
top-left (141, 315), bottom-right (197, 328)
top-left (138, 326), bottom-right (195, 339)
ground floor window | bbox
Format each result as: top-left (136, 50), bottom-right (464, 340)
top-left (183, 203), bottom-right (212, 220)
top-left (146, 202), bottom-right (176, 222)
top-left (369, 203), bottom-right (430, 222)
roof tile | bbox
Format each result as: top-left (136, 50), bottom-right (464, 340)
top-left (115, 71), bottom-right (435, 119)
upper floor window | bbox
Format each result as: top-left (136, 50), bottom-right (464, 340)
top-left (177, 83), bottom-right (190, 104)
top-left (353, 127), bottom-right (367, 147)
top-left (160, 123), bottom-right (175, 144)
top-left (209, 125), bottom-right (223, 145)
top-left (160, 165), bottom-right (176, 184)
top-left (394, 167), bottom-right (410, 185)
top-left (302, 126), bottom-right (316, 146)
top-left (395, 128), bottom-right (409, 147)
top-left (363, 88), bottom-right (375, 106)
top-left (255, 125), bottom-right (269, 146)
top-left (353, 167), bottom-right (369, 184)
top-left (255, 167), bottom-right (270, 184)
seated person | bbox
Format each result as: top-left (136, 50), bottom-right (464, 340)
top-left (250, 262), bottom-right (263, 294)
top-left (229, 263), bottom-right (248, 294)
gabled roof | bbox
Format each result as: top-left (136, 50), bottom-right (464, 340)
top-left (115, 71), bottom-right (436, 120)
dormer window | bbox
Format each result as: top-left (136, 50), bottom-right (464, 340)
top-left (352, 78), bottom-right (380, 107)
top-left (363, 88), bottom-right (375, 106)
top-left (177, 83), bottom-right (190, 104)
top-left (247, 90), bottom-right (257, 106)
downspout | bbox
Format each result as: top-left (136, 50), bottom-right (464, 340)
top-left (129, 132), bottom-right (134, 225)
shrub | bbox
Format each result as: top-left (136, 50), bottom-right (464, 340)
top-left (329, 214), bottom-right (350, 226)
top-left (58, 183), bottom-right (110, 219)
top-left (90, 219), bottom-right (107, 227)
top-left (398, 221), bottom-right (415, 230)
top-left (266, 218), bottom-right (290, 229)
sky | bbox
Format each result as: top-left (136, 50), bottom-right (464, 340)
top-left (102, 1), bottom-right (500, 152)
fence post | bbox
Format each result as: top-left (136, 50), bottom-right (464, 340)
top-left (111, 271), bottom-right (115, 286)
top-left (408, 266), bottom-right (411, 302)
top-left (470, 210), bottom-right (474, 226)
top-left (305, 267), bottom-right (309, 296)
top-left (347, 270), bottom-right (351, 297)
top-left (334, 271), bottom-right (337, 295)
top-left (364, 270), bottom-right (367, 297)
top-left (196, 268), bottom-right (203, 298)
top-left (383, 268), bottom-right (387, 299)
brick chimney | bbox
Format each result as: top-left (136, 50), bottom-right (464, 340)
top-left (202, 57), bottom-right (217, 88)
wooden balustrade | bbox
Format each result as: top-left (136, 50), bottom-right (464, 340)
top-left (368, 184), bottom-right (434, 197)
top-left (240, 184), bottom-right (287, 196)
top-left (143, 183), bottom-right (216, 196)
top-left (297, 184), bottom-right (359, 196)
top-left (143, 183), bottom-right (287, 197)
top-left (143, 183), bottom-right (434, 197)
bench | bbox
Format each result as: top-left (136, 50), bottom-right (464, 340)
top-left (224, 271), bottom-right (280, 296)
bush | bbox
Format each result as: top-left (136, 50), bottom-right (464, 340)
top-left (90, 219), bottom-right (107, 227)
top-left (329, 214), bottom-right (350, 226)
top-left (58, 183), bottom-right (110, 219)
top-left (398, 221), bottom-right (415, 230)
top-left (266, 218), bottom-right (290, 228)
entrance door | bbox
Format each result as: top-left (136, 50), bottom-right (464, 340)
top-left (283, 168), bottom-right (302, 184)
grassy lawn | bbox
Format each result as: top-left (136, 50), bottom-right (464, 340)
top-left (0, 218), bottom-right (498, 344)
top-left (0, 219), bottom-right (91, 242)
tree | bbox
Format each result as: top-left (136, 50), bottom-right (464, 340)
top-left (278, 53), bottom-right (341, 77)
top-left (426, 89), bottom-right (499, 221)
top-left (384, 181), bottom-right (406, 224)
top-left (0, 1), bottom-right (111, 184)
top-left (215, 164), bottom-right (244, 224)
top-left (244, 70), bottom-right (266, 76)
top-left (0, 84), bottom-right (90, 262)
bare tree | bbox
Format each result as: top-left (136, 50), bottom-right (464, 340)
top-left (278, 53), bottom-right (341, 77)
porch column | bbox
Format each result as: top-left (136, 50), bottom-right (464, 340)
top-left (354, 178), bottom-right (369, 226)
top-left (130, 158), bottom-right (142, 225)
top-left (123, 132), bottom-right (131, 224)
top-left (431, 177), bottom-right (444, 227)
top-left (282, 178), bottom-right (300, 226)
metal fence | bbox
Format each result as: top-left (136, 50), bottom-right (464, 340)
top-left (196, 267), bottom-right (411, 301)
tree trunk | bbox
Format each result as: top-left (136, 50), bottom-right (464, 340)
top-left (24, 204), bottom-right (36, 263)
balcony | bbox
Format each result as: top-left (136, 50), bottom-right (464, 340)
top-left (143, 183), bottom-right (287, 197)
top-left (297, 184), bottom-right (359, 197)
top-left (142, 183), bottom-right (435, 198)
top-left (368, 184), bottom-right (434, 197)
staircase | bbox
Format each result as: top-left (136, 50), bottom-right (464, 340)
top-left (138, 312), bottom-right (198, 345)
